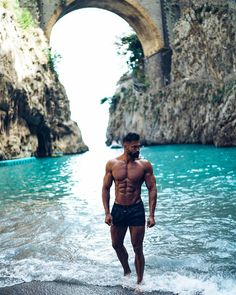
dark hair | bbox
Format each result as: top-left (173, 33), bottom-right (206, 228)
top-left (123, 132), bottom-right (140, 143)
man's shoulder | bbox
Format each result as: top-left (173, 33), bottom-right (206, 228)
top-left (139, 158), bottom-right (150, 165)
top-left (139, 158), bottom-right (153, 170)
top-left (106, 157), bottom-right (120, 167)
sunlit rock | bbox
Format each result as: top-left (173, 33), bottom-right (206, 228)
top-left (0, 8), bottom-right (88, 160)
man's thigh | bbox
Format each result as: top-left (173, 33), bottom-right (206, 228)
top-left (111, 225), bottom-right (128, 246)
top-left (129, 226), bottom-right (145, 248)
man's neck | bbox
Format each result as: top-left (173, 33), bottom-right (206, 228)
top-left (121, 153), bottom-right (136, 163)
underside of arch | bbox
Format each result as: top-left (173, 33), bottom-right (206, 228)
top-left (46, 0), bottom-right (164, 57)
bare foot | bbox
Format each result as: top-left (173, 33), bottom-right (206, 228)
top-left (134, 281), bottom-right (144, 293)
top-left (122, 271), bottom-right (131, 288)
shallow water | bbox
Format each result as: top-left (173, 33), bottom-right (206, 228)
top-left (0, 145), bottom-right (236, 295)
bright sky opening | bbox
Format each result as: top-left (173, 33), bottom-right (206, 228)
top-left (50, 8), bottom-right (133, 147)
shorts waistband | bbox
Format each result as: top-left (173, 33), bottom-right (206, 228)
top-left (113, 199), bottom-right (143, 209)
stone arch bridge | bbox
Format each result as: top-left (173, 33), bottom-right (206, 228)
top-left (20, 0), bottom-right (175, 87)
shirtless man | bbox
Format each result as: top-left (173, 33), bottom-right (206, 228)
top-left (102, 132), bottom-right (157, 285)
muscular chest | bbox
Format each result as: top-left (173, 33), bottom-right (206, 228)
top-left (112, 161), bottom-right (144, 182)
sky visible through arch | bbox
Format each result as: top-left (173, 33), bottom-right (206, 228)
top-left (50, 8), bottom-right (133, 148)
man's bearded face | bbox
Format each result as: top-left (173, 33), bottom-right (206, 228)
top-left (126, 141), bottom-right (141, 159)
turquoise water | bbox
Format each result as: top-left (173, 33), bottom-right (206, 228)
top-left (0, 145), bottom-right (236, 294)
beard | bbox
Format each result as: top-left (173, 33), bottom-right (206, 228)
top-left (130, 151), bottom-right (140, 159)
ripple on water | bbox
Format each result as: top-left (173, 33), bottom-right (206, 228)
top-left (0, 145), bottom-right (236, 294)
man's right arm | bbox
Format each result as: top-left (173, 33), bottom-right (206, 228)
top-left (144, 161), bottom-right (157, 228)
top-left (102, 160), bottom-right (114, 226)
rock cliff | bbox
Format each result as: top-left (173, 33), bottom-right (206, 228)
top-left (0, 7), bottom-right (88, 160)
top-left (106, 2), bottom-right (236, 147)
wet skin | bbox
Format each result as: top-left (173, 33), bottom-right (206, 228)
top-left (102, 140), bottom-right (157, 284)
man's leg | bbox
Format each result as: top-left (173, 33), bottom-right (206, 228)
top-left (129, 226), bottom-right (145, 284)
top-left (111, 225), bottom-right (131, 276)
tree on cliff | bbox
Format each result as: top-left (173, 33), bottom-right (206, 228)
top-left (101, 33), bottom-right (147, 106)
top-left (115, 33), bottom-right (144, 80)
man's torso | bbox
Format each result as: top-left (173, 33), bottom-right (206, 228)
top-left (110, 157), bottom-right (147, 206)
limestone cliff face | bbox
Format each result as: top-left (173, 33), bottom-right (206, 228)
top-left (172, 2), bottom-right (236, 81)
top-left (106, 2), bottom-right (236, 147)
top-left (0, 8), bottom-right (88, 160)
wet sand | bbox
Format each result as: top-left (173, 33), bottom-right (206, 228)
top-left (0, 281), bottom-right (176, 295)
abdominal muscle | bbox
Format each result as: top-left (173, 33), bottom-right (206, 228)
top-left (114, 179), bottom-right (142, 206)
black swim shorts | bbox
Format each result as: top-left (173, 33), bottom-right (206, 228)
top-left (111, 201), bottom-right (145, 226)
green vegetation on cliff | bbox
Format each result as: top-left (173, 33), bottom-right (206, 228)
top-left (115, 33), bottom-right (144, 73)
top-left (115, 33), bottom-right (150, 90)
top-left (0, 0), bottom-right (35, 29)
top-left (46, 48), bottom-right (61, 78)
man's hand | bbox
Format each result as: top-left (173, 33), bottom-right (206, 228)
top-left (147, 216), bottom-right (155, 228)
top-left (105, 213), bottom-right (113, 226)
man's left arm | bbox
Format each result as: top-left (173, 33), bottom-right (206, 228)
top-left (144, 161), bottom-right (157, 228)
